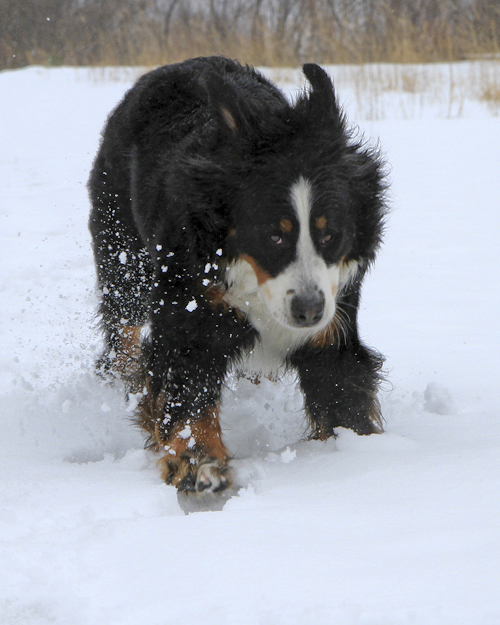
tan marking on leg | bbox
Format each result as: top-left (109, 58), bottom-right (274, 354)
top-left (114, 325), bottom-right (141, 377)
top-left (158, 405), bottom-right (231, 490)
top-left (134, 378), bottom-right (232, 492)
top-left (240, 253), bottom-right (273, 285)
top-left (134, 378), bottom-right (166, 448)
top-left (308, 413), bottom-right (332, 441)
top-left (160, 406), bottom-right (227, 459)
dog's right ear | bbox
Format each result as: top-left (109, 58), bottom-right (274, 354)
top-left (302, 63), bottom-right (344, 129)
top-left (202, 70), bottom-right (251, 140)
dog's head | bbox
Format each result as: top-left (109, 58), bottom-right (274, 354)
top-left (205, 64), bottom-right (386, 335)
top-left (225, 173), bottom-right (361, 333)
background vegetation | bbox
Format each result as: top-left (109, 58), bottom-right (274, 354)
top-left (1, 0), bottom-right (499, 70)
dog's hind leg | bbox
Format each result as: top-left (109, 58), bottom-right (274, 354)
top-left (93, 246), bottom-right (152, 384)
top-left (88, 161), bottom-right (154, 382)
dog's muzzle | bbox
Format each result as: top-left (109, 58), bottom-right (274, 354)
top-left (290, 289), bottom-right (325, 327)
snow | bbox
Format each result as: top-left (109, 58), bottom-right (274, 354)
top-left (0, 64), bottom-right (499, 624)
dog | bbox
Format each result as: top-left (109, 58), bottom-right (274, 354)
top-left (88, 56), bottom-right (387, 495)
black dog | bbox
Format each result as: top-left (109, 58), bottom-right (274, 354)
top-left (88, 57), bottom-right (387, 494)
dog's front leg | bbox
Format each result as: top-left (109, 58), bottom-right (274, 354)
top-left (291, 341), bottom-right (384, 439)
top-left (135, 276), bottom-right (253, 494)
top-left (158, 405), bottom-right (231, 494)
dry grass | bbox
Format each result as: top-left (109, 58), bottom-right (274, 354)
top-left (482, 85), bottom-right (500, 101)
top-left (2, 0), bottom-right (499, 119)
top-left (84, 61), bottom-right (500, 120)
top-left (1, 0), bottom-right (500, 70)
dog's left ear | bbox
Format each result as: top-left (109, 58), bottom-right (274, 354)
top-left (203, 70), bottom-right (252, 139)
top-left (302, 64), bottom-right (343, 126)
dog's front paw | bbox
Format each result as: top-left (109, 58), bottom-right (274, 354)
top-left (194, 459), bottom-right (231, 493)
top-left (161, 454), bottom-right (231, 495)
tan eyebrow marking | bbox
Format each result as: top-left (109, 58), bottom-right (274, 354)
top-left (280, 218), bottom-right (293, 233)
top-left (315, 216), bottom-right (327, 230)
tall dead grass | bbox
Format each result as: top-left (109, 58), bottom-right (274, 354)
top-left (1, 0), bottom-right (500, 70)
top-left (325, 62), bottom-right (500, 118)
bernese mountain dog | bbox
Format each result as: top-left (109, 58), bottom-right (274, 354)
top-left (88, 56), bottom-right (387, 495)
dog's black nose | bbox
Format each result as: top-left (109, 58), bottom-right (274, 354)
top-left (291, 290), bottom-right (325, 327)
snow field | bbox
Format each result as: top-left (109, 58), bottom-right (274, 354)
top-left (0, 64), bottom-right (499, 624)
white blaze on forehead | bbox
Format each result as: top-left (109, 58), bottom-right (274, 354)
top-left (289, 176), bottom-right (359, 291)
top-left (290, 177), bottom-right (316, 270)
top-left (290, 176), bottom-right (313, 222)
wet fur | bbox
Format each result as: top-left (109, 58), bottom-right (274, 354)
top-left (88, 56), bottom-right (387, 494)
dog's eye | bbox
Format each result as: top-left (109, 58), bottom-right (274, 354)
top-left (319, 233), bottom-right (332, 246)
top-left (270, 234), bottom-right (283, 245)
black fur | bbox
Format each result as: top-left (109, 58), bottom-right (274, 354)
top-left (88, 56), bottom-right (387, 493)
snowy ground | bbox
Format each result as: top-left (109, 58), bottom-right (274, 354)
top-left (0, 64), bottom-right (499, 624)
